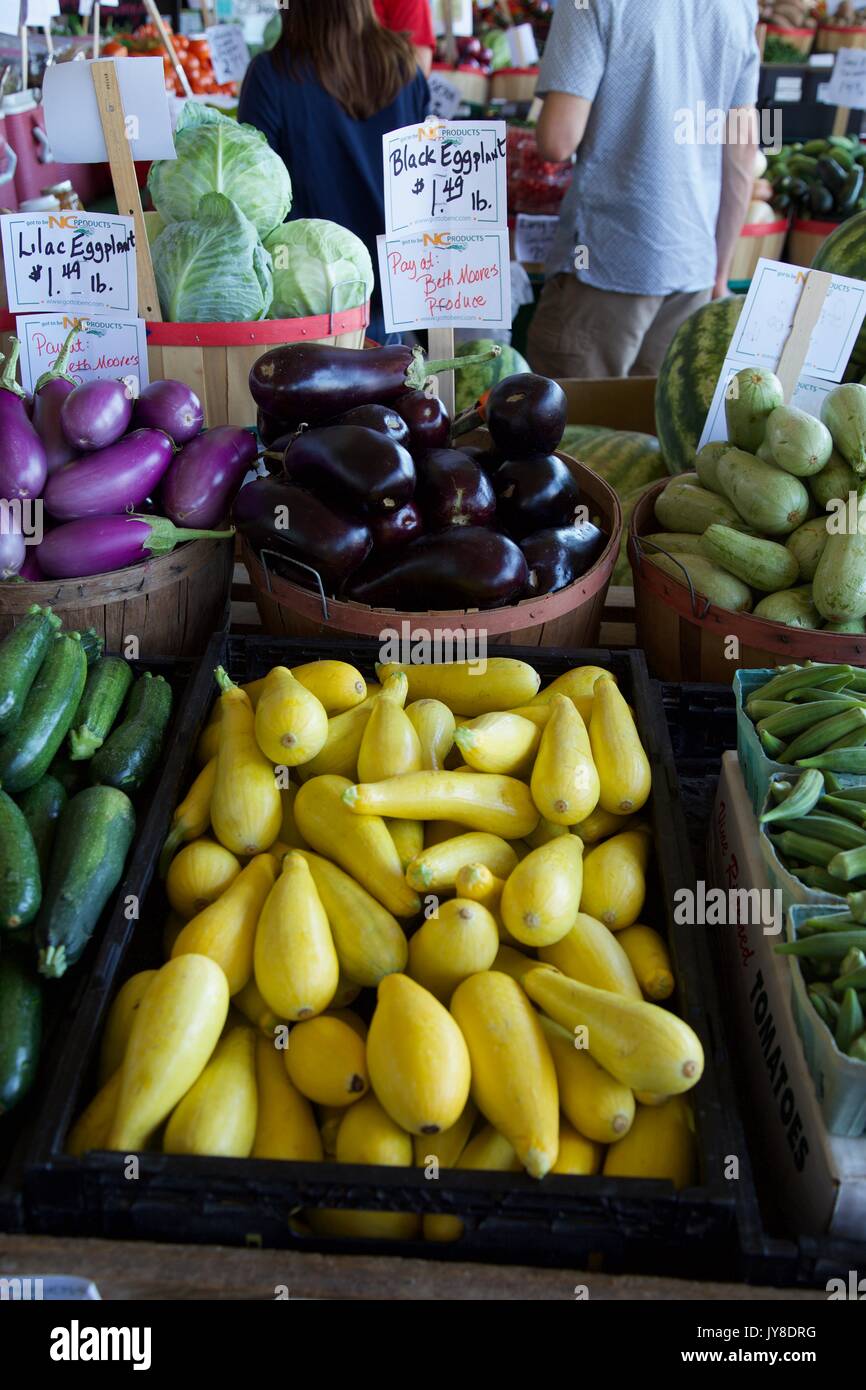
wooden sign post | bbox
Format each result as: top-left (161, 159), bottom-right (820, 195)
top-left (442, 0), bottom-right (457, 69)
top-left (91, 3), bottom-right (100, 60)
top-left (199, 0), bottom-right (216, 33)
top-left (429, 327), bottom-right (456, 415)
top-left (90, 60), bottom-right (162, 321)
top-left (141, 0), bottom-right (193, 99)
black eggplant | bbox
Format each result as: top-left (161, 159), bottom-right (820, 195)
top-left (370, 501), bottom-right (425, 551)
top-left (494, 455), bottom-right (582, 540)
top-left (232, 478), bottom-right (371, 593)
top-left (462, 441), bottom-right (504, 473)
top-left (393, 390), bottom-right (451, 452)
top-left (520, 524), bottom-right (608, 597)
top-left (278, 426), bottom-right (416, 514)
top-left (416, 448), bottom-right (496, 530)
top-left (330, 403), bottom-right (411, 449)
top-left (257, 407), bottom-right (288, 447)
top-left (454, 373), bottom-right (568, 458)
top-left (344, 527), bottom-right (528, 610)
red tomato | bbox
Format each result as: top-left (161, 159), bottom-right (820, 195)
top-left (102, 40), bottom-right (128, 56)
top-left (189, 38), bottom-right (209, 61)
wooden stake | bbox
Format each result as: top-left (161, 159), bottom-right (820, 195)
top-left (833, 105), bottom-right (851, 138)
top-left (92, 4), bottom-right (100, 61)
top-left (19, 24), bottom-right (27, 91)
top-left (141, 0), bottom-right (193, 99)
top-left (200, 0), bottom-right (216, 33)
top-left (43, 24), bottom-right (54, 65)
top-left (90, 60), bottom-right (162, 321)
top-left (442, 0), bottom-right (457, 68)
top-left (428, 326), bottom-right (455, 415)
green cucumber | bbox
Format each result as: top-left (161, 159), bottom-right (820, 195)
top-left (716, 449), bottom-right (811, 537)
top-left (0, 633), bottom-right (87, 795)
top-left (765, 405), bottom-right (834, 478)
top-left (0, 606), bottom-right (61, 736)
top-left (786, 517), bottom-right (829, 582)
top-left (0, 789), bottom-right (41, 929)
top-left (33, 785), bottom-right (135, 979)
top-left (654, 476), bottom-right (748, 535)
top-left (725, 367), bottom-right (784, 454)
top-left (642, 532), bottom-right (706, 556)
top-left (693, 441), bottom-right (732, 493)
top-left (752, 587), bottom-right (821, 630)
top-left (809, 451), bottom-right (857, 510)
top-left (701, 524), bottom-right (800, 593)
top-left (68, 657), bottom-right (133, 762)
top-left (813, 524), bottom-right (866, 624)
top-left (17, 775), bottom-right (67, 877)
top-left (90, 672), bottom-right (173, 792)
top-left (645, 551), bottom-right (752, 612)
top-left (0, 953), bottom-right (42, 1113)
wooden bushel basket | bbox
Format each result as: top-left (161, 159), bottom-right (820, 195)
top-left (786, 217), bottom-right (840, 269)
top-left (628, 478), bottom-right (866, 682)
top-left (730, 216), bottom-right (789, 283)
top-left (242, 454), bottom-right (622, 649)
top-left (491, 67), bottom-right (539, 102)
top-left (816, 23), bottom-right (866, 53)
top-left (765, 23), bottom-right (815, 55)
top-left (431, 64), bottom-right (490, 105)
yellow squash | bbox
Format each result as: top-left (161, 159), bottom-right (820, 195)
top-left (172, 853), bottom-right (279, 994)
top-left (295, 701), bottom-right (374, 783)
top-left (358, 672), bottom-right (424, 863)
top-left (278, 782), bottom-right (306, 849)
top-left (285, 1016), bottom-right (369, 1107)
top-left (528, 665), bottom-right (613, 722)
top-left (406, 832), bottom-right (518, 891)
top-left (162, 912), bottom-right (185, 960)
top-left (387, 818), bottom-right (424, 870)
top-left (454, 863), bottom-right (522, 945)
top-left (524, 966), bottom-right (704, 1096)
top-left (196, 719), bottom-right (221, 767)
top-left (252, 1035), bottom-right (323, 1161)
top-left (308, 1094), bottom-right (419, 1241)
top-left (211, 669), bottom-right (282, 856)
top-left (163, 1025), bottom-right (257, 1158)
top-left (344, 770), bottom-right (539, 839)
top-left (254, 851), bottom-right (339, 1021)
top-left (294, 775), bottom-right (420, 918)
top-left (327, 1006), bottom-right (368, 1039)
top-left (531, 693), bottom-right (600, 826)
top-left (538, 911), bottom-right (642, 999)
top-left (602, 1097), bottom-right (697, 1190)
top-left (505, 704), bottom-right (552, 730)
top-left (616, 924), bottom-right (675, 1001)
top-left (290, 659), bottom-right (366, 714)
top-left (572, 805), bottom-right (634, 845)
top-left (423, 1124), bottom-right (520, 1242)
top-left (98, 970), bottom-right (157, 1084)
top-left (538, 1013), bottom-right (635, 1143)
top-left (580, 827), bottom-right (651, 929)
top-left (406, 699), bottom-right (456, 770)
top-left (367, 973), bottom-right (471, 1135)
top-left (331, 974), bottom-right (362, 1008)
top-left (318, 1105), bottom-right (344, 1157)
top-left (590, 676), bottom-right (652, 816)
top-left (233, 976), bottom-right (284, 1038)
top-left (450, 970), bottom-right (559, 1178)
top-left (377, 657), bottom-right (540, 716)
top-left (67, 1069), bottom-right (122, 1156)
top-left (159, 758), bottom-right (216, 878)
top-left (552, 1120), bottom-right (603, 1176)
top-left (165, 838), bottom-right (240, 919)
top-left (523, 816), bottom-right (569, 849)
top-left (492, 944), bottom-right (539, 986)
top-left (254, 665), bottom-right (328, 767)
top-left (500, 834), bottom-right (584, 948)
top-left (454, 712), bottom-right (540, 776)
top-left (408, 897), bottom-right (499, 1002)
top-left (424, 819), bottom-right (466, 846)
top-left (297, 849), bottom-right (407, 985)
top-left (413, 1101), bottom-right (476, 1170)
top-left (107, 954), bottom-right (229, 1151)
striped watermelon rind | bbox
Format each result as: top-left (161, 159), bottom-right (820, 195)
top-left (565, 430), bottom-right (668, 494)
top-left (813, 214), bottom-right (866, 364)
top-left (560, 425), bottom-right (613, 457)
top-left (655, 296), bottom-right (745, 476)
top-left (454, 340), bottom-right (531, 413)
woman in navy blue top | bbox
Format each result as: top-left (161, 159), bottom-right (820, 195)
top-left (238, 0), bottom-right (430, 342)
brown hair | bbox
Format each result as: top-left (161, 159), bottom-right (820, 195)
top-left (272, 0), bottom-right (418, 121)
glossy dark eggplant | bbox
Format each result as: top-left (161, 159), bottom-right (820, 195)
top-left (393, 390), bottom-right (451, 452)
top-left (344, 527), bottom-right (528, 610)
top-left (416, 448), bottom-right (496, 530)
top-left (280, 426), bottom-right (415, 514)
top-left (232, 477), bottom-right (371, 593)
top-left (257, 407), bottom-right (288, 447)
top-left (330, 403), bottom-right (411, 450)
top-left (457, 373), bottom-right (567, 459)
top-left (369, 501), bottom-right (424, 551)
top-left (494, 455), bottom-right (582, 540)
top-left (461, 441), bottom-right (504, 473)
top-left (520, 524), bottom-right (608, 597)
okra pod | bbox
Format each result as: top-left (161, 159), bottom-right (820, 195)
top-left (833, 785), bottom-right (866, 804)
top-left (775, 930), bottom-right (866, 959)
top-left (770, 780), bottom-right (793, 802)
top-left (787, 814), bottom-right (866, 851)
top-left (760, 768), bottom-right (824, 825)
top-left (836, 987), bottom-right (864, 1054)
top-left (748, 700), bottom-right (794, 721)
top-left (757, 699), bottom-right (858, 740)
top-left (824, 771), bottom-right (845, 794)
top-left (793, 683), bottom-right (860, 702)
top-left (797, 749), bottom-right (866, 773)
top-left (780, 708), bottom-right (866, 764)
top-left (844, 670), bottom-right (866, 693)
top-left (771, 830), bottom-right (837, 868)
top-left (829, 844), bottom-right (866, 881)
top-left (840, 948), bottom-right (866, 977)
top-left (809, 982), bottom-right (835, 998)
top-left (818, 795), bottom-right (866, 825)
top-left (809, 992), bottom-right (833, 1026)
top-left (793, 866), bottom-right (847, 893)
top-left (833, 965), bottom-right (866, 993)
top-left (760, 730), bottom-right (786, 759)
top-left (848, 1034), bottom-right (866, 1061)
top-left (799, 911), bottom-right (857, 933)
top-left (825, 725), bottom-right (866, 753)
top-left (750, 664), bottom-right (853, 703)
top-left (826, 996), bottom-right (842, 1022)
top-left (848, 890), bottom-right (866, 921)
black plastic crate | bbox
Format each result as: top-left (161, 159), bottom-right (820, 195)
top-left (22, 638), bottom-right (748, 1276)
top-left (757, 62), bottom-right (863, 142)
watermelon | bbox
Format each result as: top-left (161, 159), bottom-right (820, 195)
top-left (560, 425), bottom-right (613, 456)
top-left (612, 482), bottom-right (660, 585)
top-left (455, 340), bottom-right (531, 414)
top-left (813, 215), bottom-right (866, 364)
top-left (655, 296), bottom-right (744, 476)
top-left (568, 430), bottom-right (668, 493)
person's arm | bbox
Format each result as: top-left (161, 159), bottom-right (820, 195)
top-left (533, 0), bottom-right (605, 162)
top-left (536, 92), bottom-right (591, 163)
top-left (414, 44), bottom-right (433, 77)
top-left (714, 113), bottom-right (758, 298)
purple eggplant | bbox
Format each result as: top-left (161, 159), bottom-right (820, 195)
top-left (344, 527), bottom-right (528, 610)
top-left (370, 501), bottom-right (425, 551)
top-left (0, 527), bottom-right (26, 578)
top-left (135, 379), bottom-right (204, 445)
top-left (60, 378), bottom-right (133, 451)
top-left (330, 403), bottom-right (411, 450)
top-left (393, 390), bottom-right (451, 452)
top-left (18, 548), bottom-right (44, 581)
top-left (32, 324), bottom-right (79, 474)
top-left (456, 374), bottom-right (568, 459)
top-left (161, 426), bottom-right (257, 528)
top-left (36, 515), bottom-right (234, 579)
top-left (279, 426), bottom-right (415, 514)
top-left (0, 340), bottom-right (48, 501)
top-left (233, 477), bottom-right (371, 593)
top-left (416, 448), bottom-right (496, 530)
top-left (520, 524), bottom-right (608, 597)
top-left (494, 455), bottom-right (582, 540)
top-left (462, 441), bottom-right (504, 473)
top-left (44, 429), bottom-right (175, 521)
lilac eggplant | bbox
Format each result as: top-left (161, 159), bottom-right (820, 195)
top-left (330, 404), bottom-right (411, 450)
top-left (249, 342), bottom-right (498, 429)
top-left (279, 426), bottom-right (415, 514)
top-left (135, 379), bottom-right (204, 445)
top-left (520, 524), bottom-right (608, 597)
top-left (494, 455), bottom-right (582, 540)
top-left (455, 373), bottom-right (567, 459)
top-left (0, 527), bottom-right (26, 578)
top-left (232, 477), bottom-right (371, 593)
top-left (369, 500), bottom-right (424, 551)
top-left (416, 448), bottom-right (496, 530)
top-left (0, 340), bottom-right (48, 501)
top-left (60, 378), bottom-right (133, 451)
top-left (393, 390), bottom-right (451, 452)
top-left (44, 429), bottom-right (175, 521)
top-left (161, 426), bottom-right (257, 528)
top-left (344, 527), bottom-right (528, 610)
top-left (17, 549), bottom-right (44, 582)
top-left (36, 515), bottom-right (234, 579)
top-left (32, 324), bottom-right (79, 474)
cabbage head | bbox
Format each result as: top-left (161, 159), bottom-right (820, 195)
top-left (264, 219), bottom-right (374, 320)
top-left (152, 193), bottom-right (273, 323)
top-left (148, 103), bottom-right (292, 241)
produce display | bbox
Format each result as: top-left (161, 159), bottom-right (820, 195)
top-left (102, 23), bottom-right (239, 98)
top-left (655, 296), bottom-right (745, 475)
top-left (759, 0), bottom-right (818, 61)
top-left (237, 345), bottom-right (609, 607)
top-left (560, 426), bottom-right (669, 584)
top-left (67, 654), bottom-right (703, 1220)
top-left (767, 136), bottom-right (866, 221)
top-left (812, 208), bottom-right (866, 369)
top-left (507, 126), bottom-right (573, 217)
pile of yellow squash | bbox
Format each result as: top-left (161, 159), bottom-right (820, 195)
top-left (68, 655), bottom-right (703, 1242)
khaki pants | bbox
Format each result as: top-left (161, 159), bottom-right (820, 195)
top-left (527, 274), bottom-right (713, 379)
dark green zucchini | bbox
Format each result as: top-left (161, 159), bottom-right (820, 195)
top-left (46, 751), bottom-right (88, 797)
top-left (79, 628), bottom-right (105, 667)
top-left (90, 673), bottom-right (173, 792)
top-left (17, 775), bottom-right (67, 877)
top-left (0, 605), bottom-right (61, 736)
top-left (0, 952), bottom-right (42, 1113)
top-left (0, 633), bottom-right (88, 795)
top-left (0, 789), bottom-right (41, 929)
top-left (68, 657), bottom-right (133, 761)
top-left (34, 785), bottom-right (136, 978)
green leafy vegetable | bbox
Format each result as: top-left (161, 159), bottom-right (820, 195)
top-left (263, 218), bottom-right (374, 320)
top-left (152, 193), bottom-right (273, 323)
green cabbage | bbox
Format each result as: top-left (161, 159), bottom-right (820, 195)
top-left (264, 219), bottom-right (374, 321)
top-left (148, 103), bottom-right (292, 241)
top-left (152, 193), bottom-right (273, 323)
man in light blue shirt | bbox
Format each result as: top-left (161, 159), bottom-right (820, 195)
top-left (527, 0), bottom-right (761, 378)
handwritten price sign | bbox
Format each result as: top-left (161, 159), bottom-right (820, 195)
top-left (377, 229), bottom-right (511, 333)
top-left (382, 120), bottom-right (508, 236)
top-left (16, 314), bottom-right (149, 396)
top-left (0, 211), bottom-right (137, 316)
